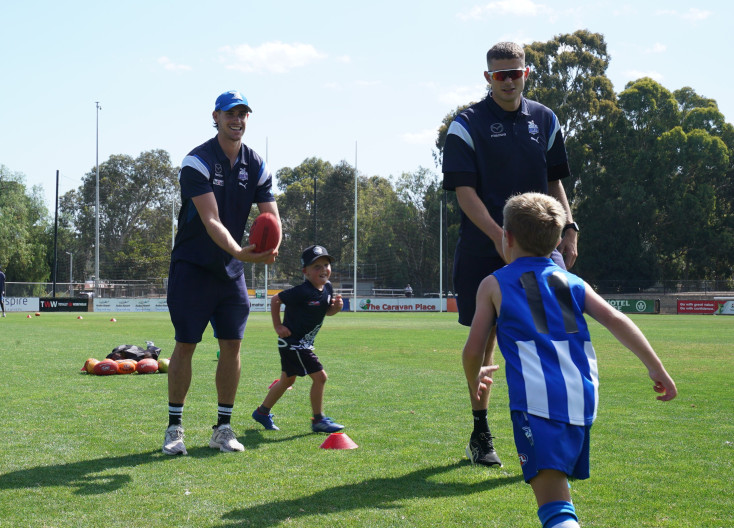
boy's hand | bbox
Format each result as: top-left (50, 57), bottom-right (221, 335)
top-left (469, 364), bottom-right (500, 401)
top-left (332, 294), bottom-right (343, 309)
top-left (649, 368), bottom-right (677, 401)
top-left (274, 324), bottom-right (291, 338)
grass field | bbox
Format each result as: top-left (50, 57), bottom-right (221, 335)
top-left (0, 311), bottom-right (731, 527)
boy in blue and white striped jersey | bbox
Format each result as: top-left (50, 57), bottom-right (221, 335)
top-left (463, 192), bottom-right (677, 528)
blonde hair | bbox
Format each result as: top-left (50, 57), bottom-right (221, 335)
top-left (503, 192), bottom-right (565, 256)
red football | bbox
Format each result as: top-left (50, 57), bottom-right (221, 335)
top-left (93, 359), bottom-right (119, 376)
top-left (248, 212), bottom-right (280, 252)
top-left (116, 359), bottom-right (137, 374)
top-left (136, 358), bottom-right (159, 374)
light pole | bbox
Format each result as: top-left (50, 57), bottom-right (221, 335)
top-left (65, 251), bottom-right (73, 296)
top-left (95, 101), bottom-right (101, 297)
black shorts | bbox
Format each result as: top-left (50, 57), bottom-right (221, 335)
top-left (453, 249), bottom-right (565, 326)
top-left (167, 260), bottom-right (250, 343)
top-left (278, 344), bottom-right (324, 377)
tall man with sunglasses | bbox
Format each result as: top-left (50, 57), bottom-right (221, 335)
top-left (442, 42), bottom-right (578, 467)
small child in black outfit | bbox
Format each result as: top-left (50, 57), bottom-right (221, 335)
top-left (252, 245), bottom-right (345, 433)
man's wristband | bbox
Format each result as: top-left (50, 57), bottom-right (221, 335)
top-left (562, 222), bottom-right (579, 236)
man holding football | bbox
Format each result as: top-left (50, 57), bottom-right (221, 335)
top-left (163, 90), bottom-right (281, 455)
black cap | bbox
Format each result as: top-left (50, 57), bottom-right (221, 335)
top-left (300, 245), bottom-right (333, 267)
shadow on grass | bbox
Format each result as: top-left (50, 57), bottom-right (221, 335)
top-left (242, 429), bottom-right (315, 448)
top-left (219, 461), bottom-right (524, 527)
top-left (0, 447), bottom-right (220, 495)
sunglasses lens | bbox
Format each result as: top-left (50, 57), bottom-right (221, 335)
top-left (491, 69), bottom-right (524, 81)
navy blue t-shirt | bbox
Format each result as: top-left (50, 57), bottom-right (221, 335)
top-left (171, 136), bottom-right (275, 280)
top-left (442, 95), bottom-right (571, 257)
top-left (278, 281), bottom-right (334, 351)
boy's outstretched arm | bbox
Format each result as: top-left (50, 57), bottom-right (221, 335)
top-left (463, 276), bottom-right (501, 402)
top-left (584, 285), bottom-right (677, 401)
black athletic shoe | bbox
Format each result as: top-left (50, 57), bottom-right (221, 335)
top-left (466, 432), bottom-right (502, 467)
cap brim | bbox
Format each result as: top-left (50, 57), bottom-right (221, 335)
top-left (219, 102), bottom-right (252, 112)
top-left (303, 254), bottom-right (334, 267)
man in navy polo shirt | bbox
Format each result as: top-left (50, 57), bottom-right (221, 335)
top-left (442, 42), bottom-right (579, 468)
top-left (163, 90), bottom-right (281, 456)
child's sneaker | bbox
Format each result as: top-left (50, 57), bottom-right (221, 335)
top-left (252, 409), bottom-right (280, 430)
top-left (311, 416), bottom-right (344, 433)
top-left (209, 424), bottom-right (245, 452)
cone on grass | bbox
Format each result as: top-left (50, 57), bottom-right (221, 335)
top-left (320, 432), bottom-right (358, 450)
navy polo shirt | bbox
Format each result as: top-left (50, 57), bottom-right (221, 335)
top-left (171, 136), bottom-right (275, 280)
top-left (279, 281), bottom-right (334, 350)
top-left (442, 95), bottom-right (570, 257)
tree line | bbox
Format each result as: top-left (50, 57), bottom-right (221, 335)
top-left (1, 30), bottom-right (732, 294)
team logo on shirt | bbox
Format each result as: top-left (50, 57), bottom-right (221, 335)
top-left (238, 168), bottom-right (249, 189)
top-left (528, 120), bottom-right (539, 135)
top-left (518, 453), bottom-right (528, 466)
top-left (308, 300), bottom-right (321, 306)
top-left (213, 179), bottom-right (224, 186)
top-left (214, 164), bottom-right (223, 177)
top-left (490, 123), bottom-right (505, 138)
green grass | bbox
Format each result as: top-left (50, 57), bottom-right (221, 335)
top-left (0, 312), bottom-right (731, 527)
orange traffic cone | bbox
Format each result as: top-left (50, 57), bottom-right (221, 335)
top-left (320, 432), bottom-right (358, 450)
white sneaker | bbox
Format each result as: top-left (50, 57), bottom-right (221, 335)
top-left (209, 424), bottom-right (244, 452)
top-left (163, 424), bottom-right (187, 455)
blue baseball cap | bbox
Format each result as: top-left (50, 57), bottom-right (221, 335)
top-left (214, 90), bottom-right (252, 113)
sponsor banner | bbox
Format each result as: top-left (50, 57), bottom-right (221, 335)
top-left (605, 299), bottom-right (658, 314)
top-left (4, 297), bottom-right (40, 312)
top-left (93, 298), bottom-right (168, 312)
top-left (355, 297), bottom-right (446, 312)
top-left (715, 301), bottom-right (734, 315)
top-left (677, 300), bottom-right (724, 315)
top-left (39, 297), bottom-right (89, 312)
top-left (250, 297), bottom-right (267, 312)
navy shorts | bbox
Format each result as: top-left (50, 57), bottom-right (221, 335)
top-left (511, 410), bottom-right (591, 483)
top-left (167, 260), bottom-right (250, 343)
top-left (453, 248), bottom-right (566, 326)
top-left (278, 343), bottom-right (324, 377)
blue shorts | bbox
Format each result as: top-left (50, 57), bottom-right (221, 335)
top-left (167, 260), bottom-right (250, 343)
top-left (511, 410), bottom-right (591, 483)
top-left (453, 249), bottom-right (566, 326)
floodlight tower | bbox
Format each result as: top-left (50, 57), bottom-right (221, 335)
top-left (95, 101), bottom-right (101, 296)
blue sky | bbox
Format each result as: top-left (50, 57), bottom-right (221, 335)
top-left (2, 0), bottom-right (729, 209)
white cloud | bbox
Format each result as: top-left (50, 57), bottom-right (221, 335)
top-left (623, 70), bottom-right (664, 83)
top-left (645, 43), bottom-right (666, 54)
top-left (336, 55), bottom-right (351, 64)
top-left (401, 128), bottom-right (438, 145)
top-left (157, 56), bottom-right (191, 72)
top-left (457, 0), bottom-right (550, 20)
top-left (219, 41), bottom-right (327, 73)
top-left (657, 8), bottom-right (711, 21)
